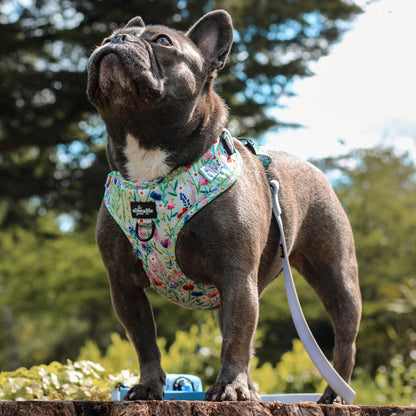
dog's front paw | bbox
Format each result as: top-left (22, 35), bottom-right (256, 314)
top-left (124, 383), bottom-right (164, 401)
top-left (205, 380), bottom-right (251, 401)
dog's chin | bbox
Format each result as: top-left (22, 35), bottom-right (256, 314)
top-left (87, 53), bottom-right (163, 108)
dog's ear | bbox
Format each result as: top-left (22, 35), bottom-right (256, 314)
top-left (186, 10), bottom-right (233, 71)
top-left (125, 16), bottom-right (145, 28)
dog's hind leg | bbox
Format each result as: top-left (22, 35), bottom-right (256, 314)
top-left (291, 248), bottom-right (361, 403)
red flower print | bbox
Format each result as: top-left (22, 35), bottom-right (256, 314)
top-left (177, 207), bottom-right (187, 218)
top-left (183, 284), bottom-right (195, 291)
top-left (209, 292), bottom-right (218, 298)
top-left (153, 277), bottom-right (164, 287)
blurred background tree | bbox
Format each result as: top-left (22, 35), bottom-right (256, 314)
top-left (0, 0), bottom-right (361, 231)
top-left (5, 1), bottom-right (415, 403)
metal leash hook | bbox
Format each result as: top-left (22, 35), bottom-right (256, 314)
top-left (269, 179), bottom-right (356, 405)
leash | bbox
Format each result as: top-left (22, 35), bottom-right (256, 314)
top-left (269, 180), bottom-right (356, 405)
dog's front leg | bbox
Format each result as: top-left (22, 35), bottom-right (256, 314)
top-left (214, 307), bottom-right (261, 401)
top-left (97, 205), bottom-right (166, 400)
top-left (112, 282), bottom-right (166, 400)
top-left (205, 274), bottom-right (259, 401)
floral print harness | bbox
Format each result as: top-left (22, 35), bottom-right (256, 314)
top-left (104, 130), bottom-right (272, 310)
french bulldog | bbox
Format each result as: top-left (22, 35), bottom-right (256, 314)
top-left (87, 10), bottom-right (361, 403)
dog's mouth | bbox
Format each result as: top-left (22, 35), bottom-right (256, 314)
top-left (87, 46), bottom-right (163, 106)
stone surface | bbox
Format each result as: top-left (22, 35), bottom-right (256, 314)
top-left (0, 401), bottom-right (415, 416)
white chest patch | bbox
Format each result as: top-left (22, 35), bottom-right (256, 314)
top-left (124, 133), bottom-right (171, 182)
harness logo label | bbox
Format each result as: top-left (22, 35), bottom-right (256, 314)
top-left (131, 202), bottom-right (157, 219)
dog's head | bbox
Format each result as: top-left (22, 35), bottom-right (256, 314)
top-left (87, 10), bottom-right (233, 150)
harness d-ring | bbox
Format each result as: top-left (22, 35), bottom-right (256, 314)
top-left (135, 220), bottom-right (156, 242)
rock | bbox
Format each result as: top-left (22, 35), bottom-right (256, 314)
top-left (0, 401), bottom-right (414, 416)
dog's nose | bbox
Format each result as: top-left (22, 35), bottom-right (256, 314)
top-left (111, 34), bottom-right (127, 44)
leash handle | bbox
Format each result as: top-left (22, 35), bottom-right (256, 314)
top-left (269, 180), bottom-right (355, 405)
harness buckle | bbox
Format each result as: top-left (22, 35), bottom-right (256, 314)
top-left (220, 130), bottom-right (235, 156)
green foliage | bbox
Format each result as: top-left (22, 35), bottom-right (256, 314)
top-left (315, 147), bottom-right (416, 372)
top-left (160, 314), bottom-right (222, 386)
top-left (352, 354), bottom-right (416, 406)
top-left (251, 339), bottom-right (326, 394)
top-left (0, 360), bottom-right (110, 401)
top-left (0, 329), bottom-right (326, 401)
top-left (78, 333), bottom-right (139, 376)
top-left (0, 217), bottom-right (120, 370)
top-left (2, 325), bottom-right (415, 405)
top-left (76, 316), bottom-right (326, 396)
top-left (78, 314), bottom-right (221, 387)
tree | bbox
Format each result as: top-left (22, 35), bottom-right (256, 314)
top-left (0, 0), bottom-right (361, 229)
top-left (0, 217), bottom-right (119, 370)
top-left (313, 147), bottom-right (416, 371)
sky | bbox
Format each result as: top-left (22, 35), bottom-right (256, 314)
top-left (265, 0), bottom-right (416, 161)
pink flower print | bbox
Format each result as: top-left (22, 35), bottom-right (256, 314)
top-left (209, 291), bottom-right (219, 298)
top-left (200, 196), bottom-right (208, 207)
top-left (200, 177), bottom-right (209, 186)
top-left (203, 149), bottom-right (214, 162)
top-left (167, 203), bottom-right (175, 210)
top-left (189, 184), bottom-right (197, 205)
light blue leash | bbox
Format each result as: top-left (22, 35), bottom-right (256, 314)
top-left (270, 179), bottom-right (355, 405)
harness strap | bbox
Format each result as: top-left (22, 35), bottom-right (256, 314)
top-left (237, 138), bottom-right (257, 155)
top-left (269, 180), bottom-right (355, 405)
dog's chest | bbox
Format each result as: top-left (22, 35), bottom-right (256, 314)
top-left (124, 133), bottom-right (171, 183)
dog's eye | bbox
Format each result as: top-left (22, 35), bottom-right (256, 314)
top-left (155, 35), bottom-right (172, 47)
